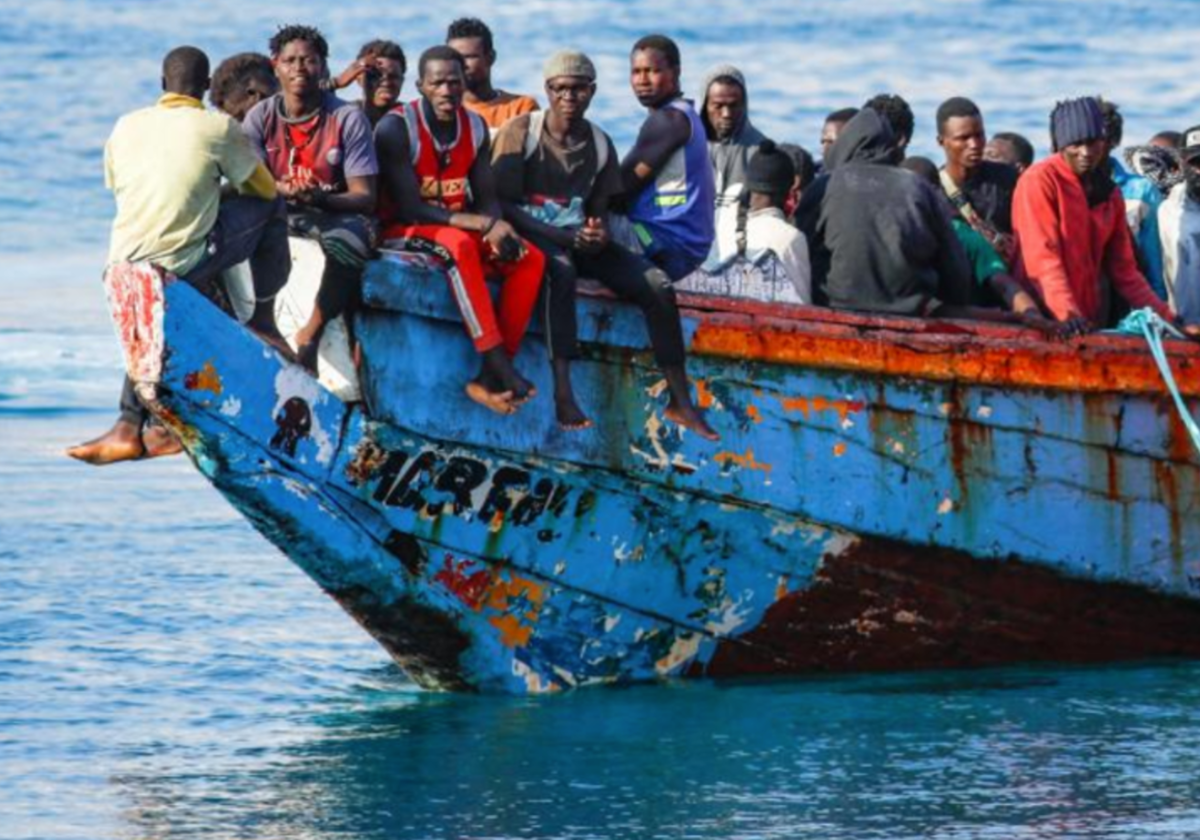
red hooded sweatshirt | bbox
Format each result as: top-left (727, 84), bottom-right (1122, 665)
top-left (1012, 153), bottom-right (1172, 323)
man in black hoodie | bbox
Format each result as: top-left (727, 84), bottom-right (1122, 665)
top-left (817, 108), bottom-right (972, 316)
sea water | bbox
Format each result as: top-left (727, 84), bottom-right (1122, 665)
top-left (5, 1), bottom-right (1200, 837)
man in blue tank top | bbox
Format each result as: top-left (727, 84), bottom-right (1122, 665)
top-left (612, 35), bottom-right (715, 281)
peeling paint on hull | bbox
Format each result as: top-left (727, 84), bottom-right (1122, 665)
top-left (102, 257), bottom-right (1200, 693)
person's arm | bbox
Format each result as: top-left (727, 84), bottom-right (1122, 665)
top-left (220, 117), bottom-right (277, 201)
top-left (777, 225), bottom-right (812, 304)
top-left (237, 162), bottom-right (277, 200)
top-left (467, 132), bottom-right (526, 259)
top-left (1105, 191), bottom-right (1175, 320)
top-left (926, 187), bottom-right (974, 307)
top-left (1011, 169), bottom-right (1085, 322)
top-left (618, 106), bottom-right (691, 199)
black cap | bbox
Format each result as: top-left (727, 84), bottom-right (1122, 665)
top-left (745, 140), bottom-right (796, 195)
top-left (1182, 125), bottom-right (1200, 162)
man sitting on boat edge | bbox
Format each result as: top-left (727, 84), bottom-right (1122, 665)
top-left (243, 24), bottom-right (380, 372)
top-left (374, 45), bottom-right (545, 415)
top-left (68, 45), bottom-right (291, 466)
top-left (491, 49), bottom-right (715, 436)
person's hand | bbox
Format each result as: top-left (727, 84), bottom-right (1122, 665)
top-left (1059, 315), bottom-right (1092, 338)
top-left (483, 218), bottom-right (525, 262)
top-left (993, 232), bottom-right (1017, 264)
top-left (573, 217), bottom-right (608, 254)
top-left (1182, 323), bottom-right (1200, 340)
top-left (332, 59), bottom-right (370, 92)
top-left (1020, 312), bottom-right (1073, 342)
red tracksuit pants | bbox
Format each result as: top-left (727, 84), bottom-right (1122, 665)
top-left (384, 224), bottom-right (545, 356)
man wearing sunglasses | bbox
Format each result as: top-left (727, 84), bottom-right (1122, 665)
top-left (329, 40), bottom-right (407, 128)
top-left (1158, 125), bottom-right (1200, 325)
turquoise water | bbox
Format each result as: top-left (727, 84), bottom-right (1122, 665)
top-left (6, 1), bottom-right (1200, 837)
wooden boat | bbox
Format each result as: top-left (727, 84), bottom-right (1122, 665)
top-left (103, 247), bottom-right (1200, 693)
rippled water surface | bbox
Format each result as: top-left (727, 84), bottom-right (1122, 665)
top-left (6, 1), bottom-right (1200, 837)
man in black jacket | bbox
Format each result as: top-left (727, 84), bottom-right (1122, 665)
top-left (817, 108), bottom-right (972, 316)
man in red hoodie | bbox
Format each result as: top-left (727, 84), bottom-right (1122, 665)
top-left (1012, 96), bottom-right (1173, 332)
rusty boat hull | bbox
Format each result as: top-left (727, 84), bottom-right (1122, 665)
top-left (106, 252), bottom-right (1200, 693)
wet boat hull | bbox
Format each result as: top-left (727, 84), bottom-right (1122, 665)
top-left (105, 255), bottom-right (1200, 693)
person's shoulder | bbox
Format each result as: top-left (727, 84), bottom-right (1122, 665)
top-left (492, 112), bottom-right (531, 152)
top-left (243, 94), bottom-right (277, 128)
top-left (498, 90), bottom-right (539, 112)
top-left (980, 159), bottom-right (1019, 185)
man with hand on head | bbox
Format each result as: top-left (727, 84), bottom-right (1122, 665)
top-left (327, 40), bottom-right (406, 127)
top-left (375, 45), bottom-right (545, 416)
top-left (69, 46), bottom-right (290, 466)
top-left (492, 49), bottom-right (711, 435)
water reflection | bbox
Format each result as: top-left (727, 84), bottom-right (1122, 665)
top-left (114, 664), bottom-right (1200, 840)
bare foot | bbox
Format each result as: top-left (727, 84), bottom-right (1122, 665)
top-left (664, 403), bottom-right (720, 441)
top-left (465, 381), bottom-right (517, 415)
top-left (252, 327), bottom-right (298, 363)
top-left (512, 370), bottom-right (538, 403)
top-left (142, 425), bottom-right (184, 460)
top-left (556, 397), bottom-right (593, 431)
top-left (66, 419), bottom-right (144, 465)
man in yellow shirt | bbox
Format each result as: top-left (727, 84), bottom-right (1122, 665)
top-left (69, 45), bottom-right (290, 466)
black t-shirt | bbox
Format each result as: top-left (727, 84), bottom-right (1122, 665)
top-left (956, 160), bottom-right (1019, 233)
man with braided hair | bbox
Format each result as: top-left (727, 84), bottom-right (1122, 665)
top-left (243, 24), bottom-right (379, 370)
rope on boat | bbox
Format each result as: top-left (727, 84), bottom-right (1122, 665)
top-left (1114, 308), bottom-right (1200, 455)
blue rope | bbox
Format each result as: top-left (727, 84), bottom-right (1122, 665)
top-left (1113, 308), bottom-right (1200, 455)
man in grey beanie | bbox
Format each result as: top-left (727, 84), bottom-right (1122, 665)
top-left (491, 49), bottom-right (716, 438)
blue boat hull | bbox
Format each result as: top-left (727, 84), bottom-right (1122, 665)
top-left (107, 254), bottom-right (1200, 693)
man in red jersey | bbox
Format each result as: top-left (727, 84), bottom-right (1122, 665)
top-left (375, 46), bottom-right (544, 415)
top-left (243, 24), bottom-right (379, 370)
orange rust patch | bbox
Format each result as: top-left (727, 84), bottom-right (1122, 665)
top-left (184, 361), bottom-right (222, 396)
top-left (689, 316), bottom-right (1200, 397)
top-left (779, 395), bottom-right (866, 423)
top-left (485, 574), bottom-right (547, 648)
top-left (714, 448), bottom-right (773, 473)
top-left (746, 404), bottom-right (763, 423)
top-left (833, 442), bottom-right (847, 457)
top-left (695, 378), bottom-right (716, 409)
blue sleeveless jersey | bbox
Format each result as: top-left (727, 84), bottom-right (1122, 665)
top-left (627, 98), bottom-right (715, 266)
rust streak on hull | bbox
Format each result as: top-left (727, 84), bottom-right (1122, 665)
top-left (702, 537), bottom-right (1200, 677)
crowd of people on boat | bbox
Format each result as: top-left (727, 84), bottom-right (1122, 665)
top-left (68, 20), bottom-right (1200, 464)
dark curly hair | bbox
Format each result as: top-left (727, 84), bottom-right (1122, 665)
top-left (446, 17), bottom-right (493, 54)
top-left (269, 24), bottom-right (328, 60)
top-left (632, 34), bottom-right (680, 70)
top-left (210, 52), bottom-right (273, 112)
top-left (357, 39), bottom-right (407, 74)
top-left (864, 93), bottom-right (914, 145)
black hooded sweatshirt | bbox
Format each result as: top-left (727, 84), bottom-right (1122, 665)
top-left (817, 109), bottom-right (972, 315)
